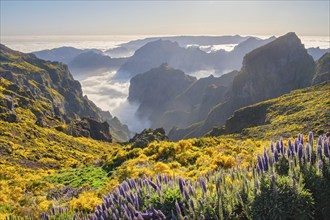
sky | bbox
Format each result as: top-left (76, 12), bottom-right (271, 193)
top-left (0, 1), bottom-right (329, 37)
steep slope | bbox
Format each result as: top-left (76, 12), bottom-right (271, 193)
top-left (221, 36), bottom-right (276, 71)
top-left (128, 63), bottom-right (237, 132)
top-left (169, 32), bottom-right (316, 140)
top-left (163, 71), bottom-right (237, 128)
top-left (211, 81), bottom-right (330, 138)
top-left (128, 63), bottom-right (196, 128)
top-left (0, 44), bottom-right (129, 141)
top-left (312, 52), bottom-right (330, 85)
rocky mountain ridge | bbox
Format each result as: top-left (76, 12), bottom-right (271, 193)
top-left (0, 44), bottom-right (129, 142)
top-left (168, 32), bottom-right (324, 140)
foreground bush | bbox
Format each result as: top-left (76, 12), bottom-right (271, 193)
top-left (9, 132), bottom-right (330, 220)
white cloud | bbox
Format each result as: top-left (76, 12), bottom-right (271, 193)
top-left (80, 70), bottom-right (150, 134)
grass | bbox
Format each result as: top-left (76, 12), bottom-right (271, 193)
top-left (44, 166), bottom-right (109, 189)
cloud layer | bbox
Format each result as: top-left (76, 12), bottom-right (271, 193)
top-left (81, 71), bottom-right (151, 134)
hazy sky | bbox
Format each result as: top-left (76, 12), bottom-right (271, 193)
top-left (1, 1), bottom-right (329, 36)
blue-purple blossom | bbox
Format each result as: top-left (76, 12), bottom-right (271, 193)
top-left (270, 142), bottom-right (275, 153)
top-left (274, 150), bottom-right (279, 162)
top-left (317, 145), bottom-right (322, 158)
top-left (189, 199), bottom-right (195, 211)
top-left (175, 201), bottom-right (182, 216)
top-left (308, 132), bottom-right (314, 146)
top-left (324, 141), bottom-right (329, 158)
top-left (306, 143), bottom-right (311, 162)
top-left (200, 178), bottom-right (207, 193)
top-left (298, 144), bottom-right (303, 160)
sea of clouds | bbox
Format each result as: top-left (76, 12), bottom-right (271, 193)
top-left (2, 35), bottom-right (329, 134)
top-left (80, 71), bottom-right (151, 134)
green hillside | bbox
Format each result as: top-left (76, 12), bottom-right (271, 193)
top-left (0, 44), bottom-right (329, 219)
top-left (209, 81), bottom-right (330, 139)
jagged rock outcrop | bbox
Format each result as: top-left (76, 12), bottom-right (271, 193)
top-left (128, 64), bottom-right (237, 133)
top-left (224, 103), bottom-right (271, 134)
top-left (312, 53), bottom-right (330, 85)
top-left (129, 63), bottom-right (196, 124)
top-left (0, 95), bottom-right (19, 123)
top-left (129, 128), bottom-right (168, 149)
top-left (0, 44), bottom-right (129, 142)
top-left (231, 32), bottom-right (315, 103)
top-left (169, 32), bottom-right (316, 140)
top-left (56, 117), bottom-right (112, 142)
top-left (208, 82), bottom-right (330, 138)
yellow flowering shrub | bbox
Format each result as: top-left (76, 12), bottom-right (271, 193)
top-left (69, 191), bottom-right (102, 212)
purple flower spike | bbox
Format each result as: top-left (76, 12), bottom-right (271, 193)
top-left (287, 149), bottom-right (291, 158)
top-left (324, 141), bottom-right (329, 158)
top-left (200, 178), bottom-right (207, 193)
top-left (300, 134), bottom-right (304, 145)
top-left (280, 138), bottom-right (284, 153)
top-left (294, 139), bottom-right (299, 153)
top-left (308, 132), bottom-right (314, 146)
top-left (179, 178), bottom-right (185, 195)
top-left (317, 145), bottom-right (322, 158)
top-left (270, 142), bottom-right (275, 153)
top-left (276, 141), bottom-right (281, 153)
top-left (306, 143), bottom-right (311, 162)
top-left (51, 205), bottom-right (56, 215)
top-left (263, 157), bottom-right (269, 172)
top-left (175, 201), bottom-right (182, 216)
top-left (188, 184), bottom-right (195, 196)
top-left (183, 188), bottom-right (190, 201)
top-left (189, 199), bottom-right (195, 211)
top-left (298, 144), bottom-right (303, 160)
top-left (274, 149), bottom-right (279, 162)
top-left (42, 212), bottom-right (50, 220)
top-left (288, 140), bottom-right (293, 152)
top-left (148, 180), bottom-right (158, 191)
top-left (257, 154), bottom-right (264, 171)
top-left (318, 136), bottom-right (323, 147)
top-left (256, 166), bottom-right (261, 176)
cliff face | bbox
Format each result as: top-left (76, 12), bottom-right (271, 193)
top-left (218, 82), bottom-right (330, 138)
top-left (312, 53), bottom-right (330, 85)
top-left (201, 33), bottom-right (315, 136)
top-left (169, 32), bottom-right (317, 140)
top-left (0, 44), bottom-right (129, 142)
top-left (232, 32), bottom-right (315, 103)
top-left (128, 64), bottom-right (236, 132)
top-left (128, 63), bottom-right (196, 125)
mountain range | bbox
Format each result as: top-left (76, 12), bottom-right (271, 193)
top-left (0, 44), bottom-right (129, 142)
top-left (124, 33), bottom-right (328, 140)
top-left (1, 33), bottom-right (329, 219)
